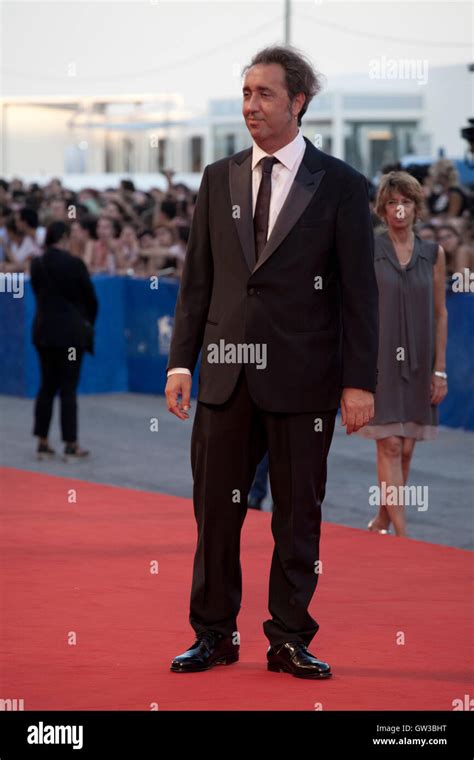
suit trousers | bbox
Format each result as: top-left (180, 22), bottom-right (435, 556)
top-left (33, 346), bottom-right (85, 443)
top-left (189, 367), bottom-right (337, 647)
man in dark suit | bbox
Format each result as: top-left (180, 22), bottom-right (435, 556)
top-left (166, 45), bottom-right (378, 678)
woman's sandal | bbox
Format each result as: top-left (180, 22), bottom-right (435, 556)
top-left (367, 518), bottom-right (391, 534)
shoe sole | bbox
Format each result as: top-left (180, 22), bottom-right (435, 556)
top-left (170, 653), bottom-right (239, 673)
top-left (36, 454), bottom-right (55, 461)
top-left (267, 662), bottom-right (332, 679)
top-left (62, 455), bottom-right (90, 462)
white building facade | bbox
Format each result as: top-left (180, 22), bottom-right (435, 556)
top-left (0, 64), bottom-right (470, 183)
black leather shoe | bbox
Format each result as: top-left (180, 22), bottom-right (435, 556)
top-left (267, 642), bottom-right (332, 679)
top-left (170, 630), bottom-right (239, 673)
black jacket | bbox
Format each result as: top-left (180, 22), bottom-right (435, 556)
top-left (167, 137), bottom-right (378, 412)
top-left (30, 246), bottom-right (99, 354)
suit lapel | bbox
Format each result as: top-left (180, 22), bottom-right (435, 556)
top-left (229, 136), bottom-right (326, 274)
top-left (229, 148), bottom-right (255, 271)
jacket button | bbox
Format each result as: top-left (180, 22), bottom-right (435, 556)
top-left (248, 287), bottom-right (255, 295)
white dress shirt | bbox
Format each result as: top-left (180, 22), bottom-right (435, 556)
top-left (168, 128), bottom-right (306, 378)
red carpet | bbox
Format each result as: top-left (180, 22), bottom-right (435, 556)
top-left (1, 466), bottom-right (472, 711)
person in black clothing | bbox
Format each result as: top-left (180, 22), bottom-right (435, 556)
top-left (426, 159), bottom-right (468, 218)
top-left (30, 221), bottom-right (98, 461)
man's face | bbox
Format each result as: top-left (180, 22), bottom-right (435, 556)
top-left (242, 63), bottom-right (303, 147)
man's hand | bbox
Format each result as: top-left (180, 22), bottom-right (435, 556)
top-left (166, 373), bottom-right (192, 420)
top-left (340, 387), bottom-right (374, 434)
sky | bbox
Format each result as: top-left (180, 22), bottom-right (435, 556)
top-left (1, 0), bottom-right (472, 113)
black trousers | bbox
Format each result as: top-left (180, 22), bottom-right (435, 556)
top-left (189, 367), bottom-right (337, 648)
top-left (33, 347), bottom-right (85, 443)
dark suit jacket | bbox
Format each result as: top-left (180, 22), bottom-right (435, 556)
top-left (30, 246), bottom-right (99, 354)
top-left (167, 136), bottom-right (378, 412)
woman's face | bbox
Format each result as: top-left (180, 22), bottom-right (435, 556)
top-left (104, 202), bottom-right (121, 220)
top-left (70, 222), bottom-right (86, 242)
top-left (139, 233), bottom-right (153, 249)
top-left (437, 228), bottom-right (459, 254)
top-left (155, 227), bottom-right (173, 246)
top-left (432, 172), bottom-right (450, 191)
top-left (50, 199), bottom-right (67, 220)
top-left (121, 225), bottom-right (135, 244)
top-left (384, 192), bottom-right (416, 230)
top-left (97, 217), bottom-right (113, 240)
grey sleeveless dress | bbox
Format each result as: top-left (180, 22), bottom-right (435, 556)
top-left (356, 230), bottom-right (440, 441)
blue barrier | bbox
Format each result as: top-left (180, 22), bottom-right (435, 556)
top-left (22, 275), bottom-right (128, 397)
top-left (0, 276), bottom-right (472, 430)
top-left (123, 275), bottom-right (200, 398)
top-left (0, 274), bottom-right (199, 400)
top-left (439, 292), bottom-right (474, 430)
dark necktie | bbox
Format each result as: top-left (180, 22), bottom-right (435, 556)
top-left (254, 155), bottom-right (279, 261)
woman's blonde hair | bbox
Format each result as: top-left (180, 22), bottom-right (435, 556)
top-left (429, 158), bottom-right (459, 187)
top-left (375, 171), bottom-right (425, 225)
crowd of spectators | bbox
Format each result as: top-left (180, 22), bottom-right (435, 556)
top-left (0, 171), bottom-right (194, 279)
top-left (0, 157), bottom-right (473, 287)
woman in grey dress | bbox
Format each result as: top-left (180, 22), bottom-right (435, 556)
top-left (356, 171), bottom-right (448, 537)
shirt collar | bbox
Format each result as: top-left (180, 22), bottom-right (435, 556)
top-left (251, 128), bottom-right (305, 171)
